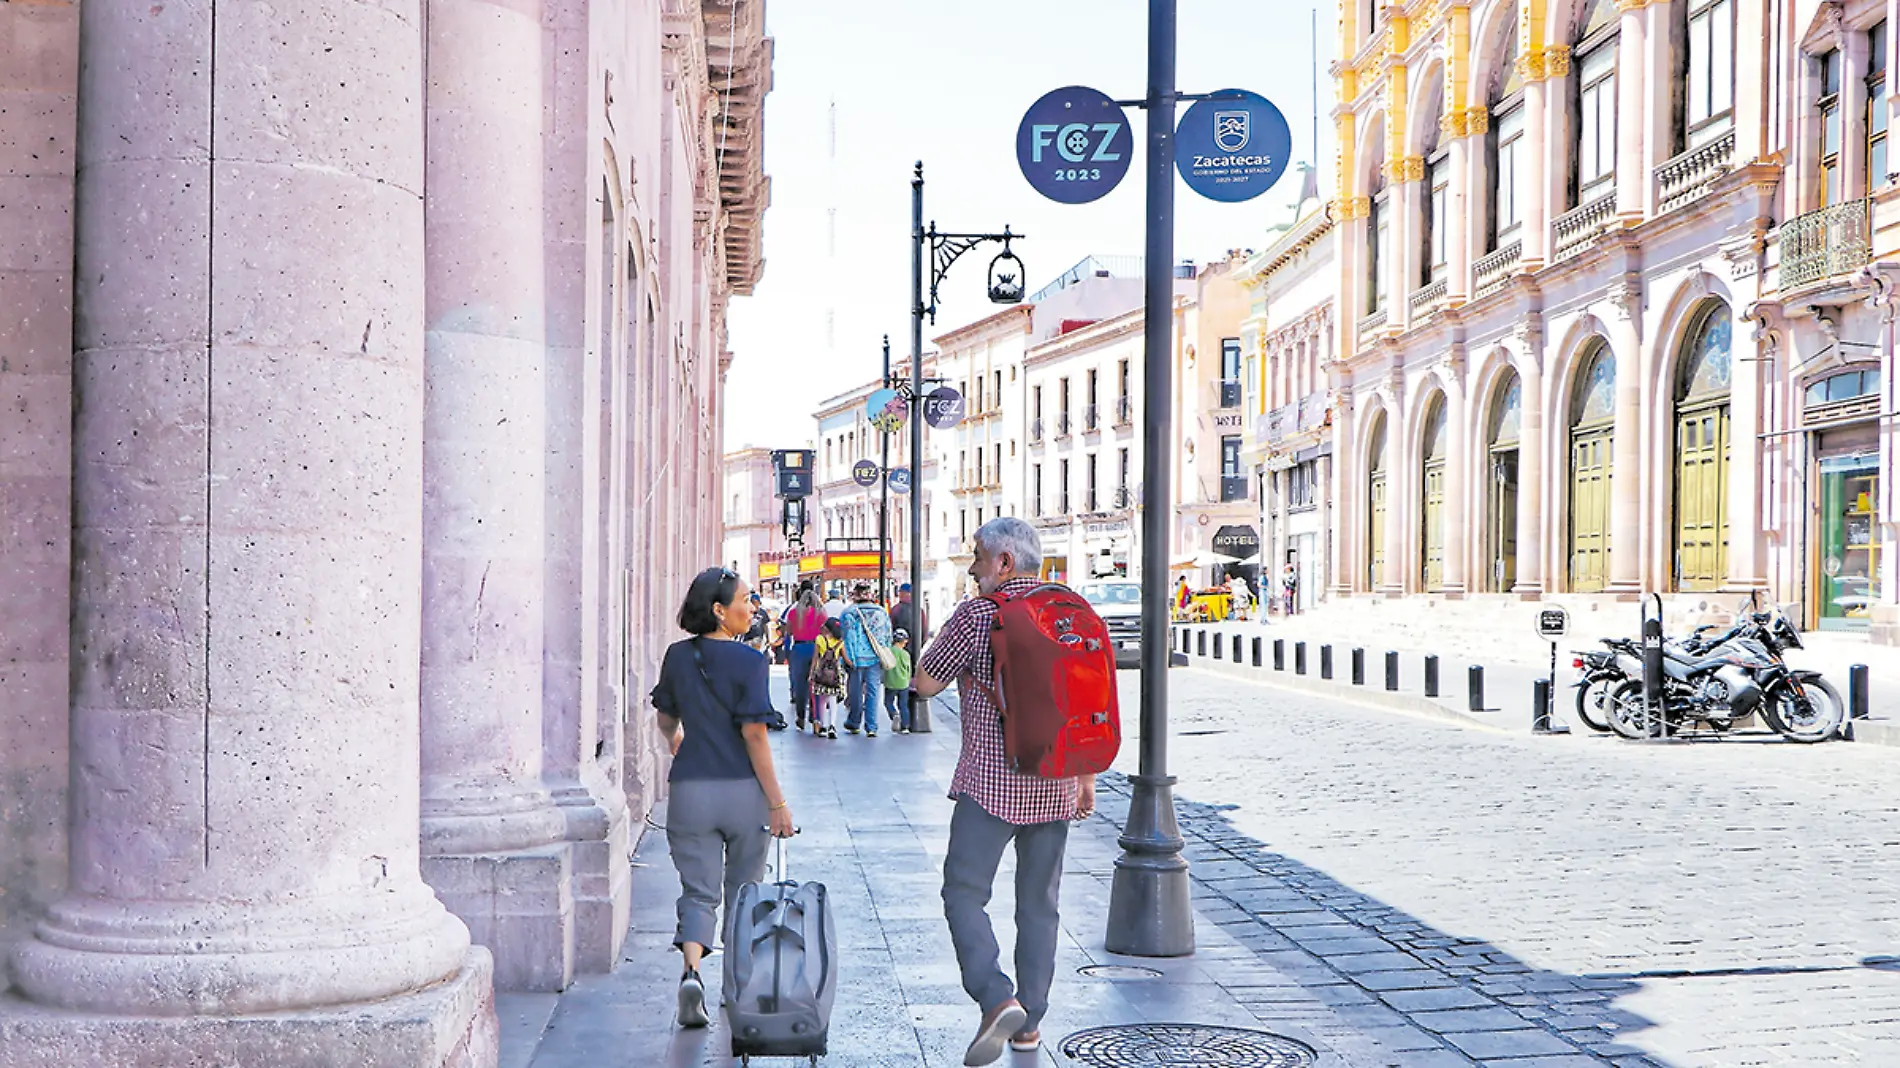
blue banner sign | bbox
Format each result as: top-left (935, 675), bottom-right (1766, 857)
top-left (1175, 89), bottom-right (1291, 203)
top-left (852, 460), bottom-right (880, 487)
top-left (1015, 86), bottom-right (1132, 204)
top-left (888, 468), bottom-right (912, 495)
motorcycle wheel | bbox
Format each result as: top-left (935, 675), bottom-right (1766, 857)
top-left (1759, 678), bottom-right (1846, 743)
top-left (1574, 678), bottom-right (1617, 733)
top-left (1605, 681), bottom-right (1658, 740)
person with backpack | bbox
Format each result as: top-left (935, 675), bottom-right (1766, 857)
top-left (839, 582), bottom-right (893, 737)
top-left (913, 517), bottom-right (1100, 1066)
top-left (649, 567), bottom-right (795, 1029)
top-left (807, 618), bottom-right (847, 739)
top-left (882, 629), bottom-right (914, 733)
top-left (783, 584), bottom-right (827, 730)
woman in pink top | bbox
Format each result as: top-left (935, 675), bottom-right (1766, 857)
top-left (783, 584), bottom-right (828, 730)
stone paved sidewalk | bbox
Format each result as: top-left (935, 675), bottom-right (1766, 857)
top-left (498, 673), bottom-right (1455, 1068)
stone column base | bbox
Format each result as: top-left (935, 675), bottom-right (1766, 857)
top-left (423, 847), bottom-right (575, 993)
top-left (0, 948), bottom-right (496, 1068)
top-left (567, 803), bottom-right (632, 974)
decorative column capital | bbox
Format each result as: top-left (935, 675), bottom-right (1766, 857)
top-left (1615, 0), bottom-right (1650, 11)
top-left (1464, 105), bottom-right (1489, 136)
top-left (1334, 195), bottom-right (1373, 220)
top-left (1440, 109), bottom-right (1467, 137)
top-left (1607, 279), bottom-right (1641, 322)
top-left (1387, 155), bottom-right (1426, 183)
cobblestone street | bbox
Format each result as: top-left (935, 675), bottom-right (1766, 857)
top-left (1137, 668), bottom-right (1900, 1066)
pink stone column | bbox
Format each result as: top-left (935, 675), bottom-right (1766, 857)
top-left (418, 0), bottom-right (575, 993)
top-left (1641, 3), bottom-right (1671, 217)
top-left (1608, 300), bottom-right (1645, 592)
top-left (1447, 135), bottom-right (1471, 302)
top-left (1522, 78), bottom-right (1549, 266)
top-left (1515, 354), bottom-right (1547, 595)
top-left (1616, 4), bottom-right (1648, 220)
top-left (1441, 372), bottom-right (1469, 594)
top-left (1331, 393), bottom-right (1357, 597)
top-left (8, 0), bottom-right (489, 1053)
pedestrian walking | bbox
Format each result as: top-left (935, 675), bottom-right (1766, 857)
top-left (744, 591), bottom-right (770, 651)
top-left (823, 586), bottom-right (846, 620)
top-left (1174, 574), bottom-right (1191, 621)
top-left (1228, 573), bottom-right (1253, 621)
top-left (1281, 561), bottom-right (1300, 616)
top-left (808, 619), bottom-right (847, 739)
top-left (783, 584), bottom-right (827, 730)
top-left (890, 581), bottom-right (929, 644)
top-left (883, 629), bottom-right (914, 733)
top-left (913, 517), bottom-right (1094, 1066)
top-left (840, 582), bottom-right (893, 737)
top-left (649, 566), bottom-right (796, 1030)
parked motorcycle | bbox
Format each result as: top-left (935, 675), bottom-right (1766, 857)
top-left (1571, 623), bottom-right (1734, 733)
top-left (1596, 607), bottom-right (1845, 743)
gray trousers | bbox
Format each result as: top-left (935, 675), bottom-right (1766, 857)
top-left (668, 777), bottom-right (770, 952)
top-left (941, 795), bottom-right (1070, 1032)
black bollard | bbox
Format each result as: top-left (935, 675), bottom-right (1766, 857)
top-left (1295, 642), bottom-right (1308, 675)
top-left (1532, 678), bottom-right (1553, 733)
top-left (1252, 636), bottom-right (1263, 668)
top-left (1212, 630), bottom-right (1222, 660)
top-left (1320, 644), bottom-right (1334, 680)
top-left (1850, 664), bottom-right (1870, 720)
top-left (1423, 655), bottom-right (1439, 698)
top-left (1351, 647), bottom-right (1365, 686)
top-left (1385, 651), bottom-right (1399, 691)
top-left (1468, 665), bottom-right (1485, 713)
top-left (1272, 639), bottom-right (1285, 671)
top-left (1197, 629), bottom-right (1207, 657)
top-left (1233, 634), bottom-right (1243, 663)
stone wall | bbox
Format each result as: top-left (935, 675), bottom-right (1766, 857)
top-left (0, 0), bottom-right (76, 995)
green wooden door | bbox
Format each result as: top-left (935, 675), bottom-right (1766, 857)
top-left (1674, 404), bottom-right (1730, 590)
top-left (1422, 461), bottom-right (1446, 590)
top-left (1570, 428), bottom-right (1612, 592)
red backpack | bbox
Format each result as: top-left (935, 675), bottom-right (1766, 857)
top-left (975, 584), bottom-right (1121, 779)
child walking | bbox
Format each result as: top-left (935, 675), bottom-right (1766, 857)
top-left (808, 619), bottom-right (848, 739)
top-left (882, 629), bottom-right (914, 733)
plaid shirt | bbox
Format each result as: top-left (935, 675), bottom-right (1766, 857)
top-left (918, 577), bottom-right (1077, 826)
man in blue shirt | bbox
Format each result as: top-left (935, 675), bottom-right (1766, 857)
top-left (839, 582), bottom-right (893, 736)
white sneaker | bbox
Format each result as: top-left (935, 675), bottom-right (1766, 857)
top-left (677, 968), bottom-right (709, 1028)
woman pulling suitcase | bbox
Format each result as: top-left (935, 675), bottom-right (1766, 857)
top-left (651, 566), bottom-right (797, 1028)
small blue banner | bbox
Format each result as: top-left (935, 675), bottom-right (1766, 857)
top-left (852, 460), bottom-right (880, 487)
top-left (1015, 86), bottom-right (1132, 204)
top-left (1175, 89), bottom-right (1292, 203)
top-left (887, 468), bottom-right (913, 495)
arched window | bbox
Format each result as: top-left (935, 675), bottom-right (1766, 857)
top-left (1420, 396), bottom-right (1450, 590)
top-left (1487, 373), bottom-right (1523, 591)
top-left (1674, 303), bottom-right (1733, 590)
top-left (1569, 343), bottom-right (1616, 592)
top-left (1421, 81), bottom-right (1449, 287)
top-left (1572, 0), bottom-right (1620, 207)
top-left (1488, 23), bottom-right (1526, 250)
top-left (1367, 127), bottom-right (1390, 314)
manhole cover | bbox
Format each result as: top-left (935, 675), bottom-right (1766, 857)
top-left (1078, 964), bottom-right (1163, 980)
top-left (1061, 1024), bottom-right (1316, 1067)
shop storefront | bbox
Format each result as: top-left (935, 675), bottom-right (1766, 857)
top-left (1803, 367), bottom-right (1884, 631)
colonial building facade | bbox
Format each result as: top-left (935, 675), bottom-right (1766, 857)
top-left (0, 0), bottom-right (769, 1062)
top-left (1239, 214), bottom-right (1340, 610)
top-left (1332, 0), bottom-right (1896, 643)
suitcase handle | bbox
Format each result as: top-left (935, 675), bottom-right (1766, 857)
top-left (762, 826), bottom-right (801, 884)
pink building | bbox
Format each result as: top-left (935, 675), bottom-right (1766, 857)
top-left (0, 0), bottom-right (770, 1061)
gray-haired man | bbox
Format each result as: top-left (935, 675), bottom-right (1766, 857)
top-left (914, 517), bottom-right (1094, 1066)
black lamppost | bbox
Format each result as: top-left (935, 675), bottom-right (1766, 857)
top-left (908, 161), bottom-right (1026, 734)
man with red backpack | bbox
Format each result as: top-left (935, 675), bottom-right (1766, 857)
top-left (914, 516), bottom-right (1117, 1066)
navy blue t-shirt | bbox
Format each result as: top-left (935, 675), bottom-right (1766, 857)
top-left (651, 637), bottom-right (779, 781)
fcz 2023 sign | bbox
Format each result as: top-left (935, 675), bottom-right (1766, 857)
top-left (1014, 86), bottom-right (1133, 204)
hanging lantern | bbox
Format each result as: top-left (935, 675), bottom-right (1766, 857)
top-left (987, 232), bottom-right (1025, 304)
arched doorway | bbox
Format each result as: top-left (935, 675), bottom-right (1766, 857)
top-left (1368, 415), bottom-right (1388, 590)
top-left (1569, 343), bottom-right (1615, 591)
top-left (1675, 302), bottom-right (1733, 590)
top-left (1421, 396), bottom-right (1449, 590)
top-left (1487, 373), bottom-right (1522, 592)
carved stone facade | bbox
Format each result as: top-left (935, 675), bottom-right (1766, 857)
top-left (0, 0), bottom-right (771, 1061)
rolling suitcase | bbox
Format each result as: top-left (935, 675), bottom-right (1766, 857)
top-left (724, 834), bottom-right (837, 1065)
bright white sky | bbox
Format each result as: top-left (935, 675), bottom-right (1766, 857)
top-left (723, 0), bottom-right (1337, 453)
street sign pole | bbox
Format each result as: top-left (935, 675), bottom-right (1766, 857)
top-left (908, 164), bottom-right (932, 734)
top-left (879, 334), bottom-right (891, 603)
top-left (1106, 0), bottom-right (1194, 958)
